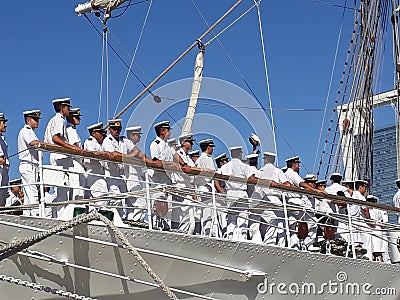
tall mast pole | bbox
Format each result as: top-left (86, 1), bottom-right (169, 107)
top-left (392, 0), bottom-right (400, 179)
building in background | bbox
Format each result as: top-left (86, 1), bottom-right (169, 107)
top-left (370, 125), bottom-right (397, 223)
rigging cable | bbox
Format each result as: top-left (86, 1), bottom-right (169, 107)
top-left (82, 13), bottom-right (154, 99)
top-left (313, 0), bottom-right (347, 172)
top-left (106, 29), bottom-right (110, 121)
top-left (189, 0), bottom-right (305, 162)
top-left (114, 0), bottom-right (153, 117)
top-left (98, 25), bottom-right (106, 122)
top-left (254, 0), bottom-right (277, 160)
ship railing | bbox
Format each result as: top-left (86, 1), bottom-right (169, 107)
top-left (2, 142), bottom-right (399, 261)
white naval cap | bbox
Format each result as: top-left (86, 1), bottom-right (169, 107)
top-left (285, 156), bottom-right (300, 163)
top-left (0, 113), bottom-right (7, 122)
top-left (178, 134), bottom-right (195, 144)
top-left (153, 120), bottom-right (171, 130)
top-left (215, 152), bottom-right (228, 161)
top-left (87, 122), bottom-right (103, 131)
top-left (229, 146), bottom-right (243, 152)
top-left (108, 119), bottom-right (123, 127)
top-left (245, 153), bottom-right (259, 159)
top-left (304, 174), bottom-right (317, 182)
top-left (188, 150), bottom-right (200, 157)
top-left (126, 126), bottom-right (142, 134)
top-left (23, 110), bottom-right (41, 119)
top-left (263, 151), bottom-right (277, 157)
top-left (69, 108), bottom-right (82, 117)
top-left (52, 97), bottom-right (71, 106)
top-left (199, 139), bottom-right (215, 147)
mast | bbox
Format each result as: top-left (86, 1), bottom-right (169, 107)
top-left (181, 42), bottom-right (205, 135)
top-left (392, 0), bottom-right (400, 179)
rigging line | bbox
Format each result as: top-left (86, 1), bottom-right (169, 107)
top-left (204, 1), bottom-right (260, 47)
top-left (305, 0), bottom-right (358, 11)
top-left (106, 31), bottom-right (110, 122)
top-left (189, 0), bottom-right (265, 110)
top-left (189, 0), bottom-right (301, 160)
top-left (98, 27), bottom-right (106, 123)
top-left (313, 0), bottom-right (347, 173)
top-left (160, 95), bottom-right (326, 111)
top-left (83, 13), bottom-right (152, 93)
top-left (111, 0), bottom-right (132, 19)
top-left (114, 0), bottom-right (153, 117)
top-left (254, 0), bottom-right (278, 160)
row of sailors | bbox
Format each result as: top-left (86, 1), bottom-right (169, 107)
top-left (0, 100), bottom-right (390, 260)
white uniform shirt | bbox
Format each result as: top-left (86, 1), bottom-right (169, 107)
top-left (0, 134), bottom-right (9, 167)
top-left (83, 137), bottom-right (103, 171)
top-left (325, 182), bottom-right (347, 196)
top-left (173, 148), bottom-right (195, 186)
top-left (393, 189), bottom-right (400, 223)
top-left (258, 163), bottom-right (287, 197)
top-left (124, 139), bottom-right (143, 187)
top-left (66, 123), bottom-right (81, 147)
top-left (349, 190), bottom-right (365, 217)
top-left (149, 136), bottom-right (175, 162)
top-left (102, 134), bottom-right (128, 173)
top-left (5, 192), bottom-right (20, 207)
top-left (195, 152), bottom-right (217, 186)
top-left (18, 125), bottom-right (41, 164)
top-left (220, 158), bottom-right (254, 191)
top-left (44, 113), bottom-right (68, 144)
top-left (285, 168), bottom-right (304, 188)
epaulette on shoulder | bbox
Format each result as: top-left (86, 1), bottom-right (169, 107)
top-left (109, 136), bottom-right (113, 140)
top-left (120, 136), bottom-right (126, 139)
top-left (88, 137), bottom-right (93, 141)
top-left (155, 140), bottom-right (160, 144)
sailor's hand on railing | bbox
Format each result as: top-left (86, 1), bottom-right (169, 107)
top-left (0, 156), bottom-right (6, 165)
top-left (181, 164), bottom-right (191, 173)
top-left (71, 145), bottom-right (84, 154)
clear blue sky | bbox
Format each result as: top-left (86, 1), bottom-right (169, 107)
top-left (1, 0), bottom-right (396, 181)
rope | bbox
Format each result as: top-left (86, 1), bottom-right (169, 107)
top-left (313, 0), bottom-right (347, 172)
top-left (114, 0), bottom-right (153, 117)
top-left (253, 0), bottom-right (277, 162)
top-left (0, 212), bottom-right (178, 300)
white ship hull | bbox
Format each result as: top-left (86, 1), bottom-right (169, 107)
top-left (0, 214), bottom-right (398, 299)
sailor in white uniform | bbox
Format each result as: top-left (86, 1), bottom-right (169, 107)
top-left (171, 134), bottom-right (198, 233)
top-left (83, 122), bottom-right (109, 201)
top-left (393, 179), bottom-right (400, 224)
top-left (350, 179), bottom-right (371, 258)
top-left (18, 110), bottom-right (42, 216)
top-left (195, 139), bottom-right (224, 236)
top-left (284, 156), bottom-right (322, 249)
top-left (44, 98), bottom-right (82, 217)
top-left (0, 113), bottom-right (9, 207)
top-left (101, 119), bottom-right (128, 217)
top-left (325, 173), bottom-right (349, 241)
top-left (215, 152), bottom-right (229, 191)
top-left (366, 195), bottom-right (386, 262)
top-left (255, 151), bottom-right (289, 246)
top-left (188, 149), bottom-right (200, 165)
top-left (149, 121), bottom-right (177, 185)
top-left (66, 108), bottom-right (85, 200)
top-left (124, 125), bottom-right (157, 221)
top-left (5, 178), bottom-right (23, 208)
top-left (220, 146), bottom-right (258, 240)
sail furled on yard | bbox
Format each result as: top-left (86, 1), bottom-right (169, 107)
top-left (317, 0), bottom-right (391, 181)
top-left (181, 44), bottom-right (205, 136)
